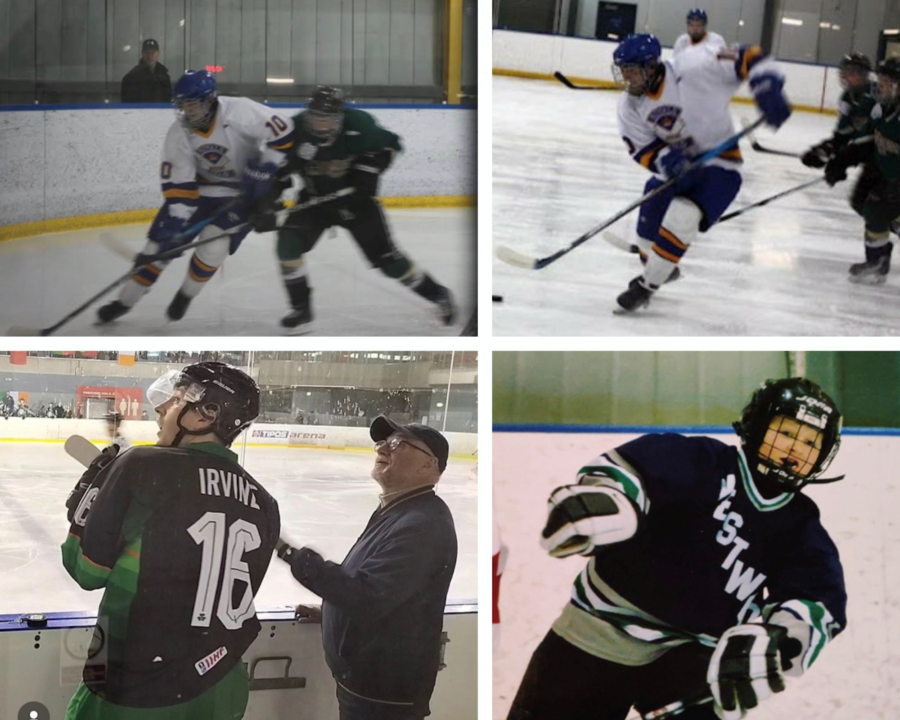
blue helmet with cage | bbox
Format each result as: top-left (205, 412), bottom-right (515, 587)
top-left (613, 35), bottom-right (663, 96)
top-left (687, 8), bottom-right (708, 24)
top-left (173, 70), bottom-right (217, 130)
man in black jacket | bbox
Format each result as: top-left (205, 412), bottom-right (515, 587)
top-left (278, 415), bottom-right (458, 720)
top-left (121, 39), bottom-right (172, 103)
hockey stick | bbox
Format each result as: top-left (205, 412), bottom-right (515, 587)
top-left (554, 71), bottom-right (619, 91)
top-left (99, 188), bottom-right (355, 263)
top-left (64, 435), bottom-right (101, 468)
top-left (496, 117), bottom-right (766, 270)
top-left (718, 177), bottom-right (826, 222)
top-left (640, 693), bottom-right (714, 719)
top-left (740, 117), bottom-right (801, 158)
top-left (7, 189), bottom-right (354, 336)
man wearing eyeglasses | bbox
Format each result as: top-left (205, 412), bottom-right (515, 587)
top-left (277, 415), bottom-right (458, 720)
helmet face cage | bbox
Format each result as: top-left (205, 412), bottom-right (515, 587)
top-left (877, 59), bottom-right (900, 105)
top-left (735, 379), bottom-right (842, 491)
top-left (172, 71), bottom-right (217, 130)
top-left (304, 110), bottom-right (344, 141)
top-left (613, 35), bottom-right (662, 96)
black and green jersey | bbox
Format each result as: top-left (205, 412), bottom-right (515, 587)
top-left (284, 108), bottom-right (402, 196)
top-left (833, 82), bottom-right (877, 148)
top-left (61, 443), bottom-right (280, 708)
top-left (872, 105), bottom-right (900, 182)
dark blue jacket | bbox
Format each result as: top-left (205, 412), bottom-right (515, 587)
top-left (295, 488), bottom-right (457, 714)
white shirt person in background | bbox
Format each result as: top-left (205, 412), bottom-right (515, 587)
top-left (674, 8), bottom-right (727, 57)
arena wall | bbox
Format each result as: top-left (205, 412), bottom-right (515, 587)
top-left (493, 428), bottom-right (900, 720)
top-left (0, 105), bottom-right (475, 238)
top-left (492, 29), bottom-right (843, 114)
top-left (0, 419), bottom-right (479, 458)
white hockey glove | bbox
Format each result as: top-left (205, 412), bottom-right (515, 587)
top-left (707, 624), bottom-right (791, 720)
top-left (540, 485), bottom-right (638, 558)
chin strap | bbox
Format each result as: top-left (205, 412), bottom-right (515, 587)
top-left (172, 403), bottom-right (217, 447)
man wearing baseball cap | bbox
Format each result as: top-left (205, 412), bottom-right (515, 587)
top-left (278, 415), bottom-right (458, 720)
top-left (121, 38), bottom-right (172, 103)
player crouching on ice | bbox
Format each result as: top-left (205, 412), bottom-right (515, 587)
top-left (507, 378), bottom-right (846, 720)
top-left (62, 362), bottom-right (280, 720)
top-left (249, 87), bottom-right (457, 333)
top-left (824, 58), bottom-right (900, 284)
top-left (97, 70), bottom-right (294, 325)
top-left (611, 35), bottom-right (791, 312)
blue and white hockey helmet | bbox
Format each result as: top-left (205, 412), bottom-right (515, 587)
top-left (733, 377), bottom-right (844, 491)
top-left (173, 70), bottom-right (217, 130)
top-left (687, 8), bottom-right (708, 24)
top-left (613, 35), bottom-right (662, 96)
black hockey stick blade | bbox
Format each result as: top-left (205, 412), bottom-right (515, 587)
top-left (553, 71), bottom-right (618, 91)
top-left (739, 116), bottom-right (801, 158)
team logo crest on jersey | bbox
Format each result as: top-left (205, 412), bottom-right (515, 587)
top-left (197, 143), bottom-right (229, 165)
top-left (648, 105), bottom-right (685, 137)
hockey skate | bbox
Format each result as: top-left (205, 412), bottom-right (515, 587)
top-left (96, 300), bottom-right (130, 324)
top-left (434, 287), bottom-right (457, 326)
top-left (167, 290), bottom-right (193, 320)
top-left (848, 255), bottom-right (890, 284)
top-left (281, 305), bottom-right (314, 335)
top-left (616, 276), bottom-right (654, 312)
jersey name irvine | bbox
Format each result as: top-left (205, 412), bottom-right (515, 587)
top-left (198, 467), bottom-right (261, 508)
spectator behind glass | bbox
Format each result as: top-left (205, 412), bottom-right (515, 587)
top-left (121, 39), bottom-right (172, 103)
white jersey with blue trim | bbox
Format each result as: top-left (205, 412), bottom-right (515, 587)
top-left (673, 30), bottom-right (727, 57)
top-left (159, 96), bottom-right (294, 202)
top-left (616, 44), bottom-right (780, 176)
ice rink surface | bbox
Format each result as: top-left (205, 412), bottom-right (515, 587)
top-left (0, 443), bottom-right (477, 615)
top-left (493, 75), bottom-right (900, 335)
top-left (493, 432), bottom-right (900, 720)
top-left (0, 208), bottom-right (474, 336)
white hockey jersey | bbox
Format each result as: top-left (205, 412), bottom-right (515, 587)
top-left (673, 30), bottom-right (727, 57)
top-left (159, 96), bottom-right (294, 203)
top-left (617, 44), bottom-right (781, 175)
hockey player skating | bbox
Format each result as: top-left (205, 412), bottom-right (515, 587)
top-left (673, 9), bottom-right (727, 58)
top-left (507, 378), bottom-right (846, 720)
top-left (612, 34), bottom-right (791, 311)
top-left (824, 58), bottom-right (900, 284)
top-left (250, 87), bottom-right (457, 333)
top-left (62, 362), bottom-right (280, 720)
top-left (97, 70), bottom-right (294, 325)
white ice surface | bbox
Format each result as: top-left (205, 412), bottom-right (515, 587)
top-left (493, 75), bottom-right (900, 336)
top-left (0, 443), bottom-right (477, 616)
top-left (0, 208), bottom-right (474, 336)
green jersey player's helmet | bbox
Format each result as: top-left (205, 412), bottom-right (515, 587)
top-left (305, 86), bottom-right (345, 143)
top-left (733, 377), bottom-right (844, 491)
top-left (147, 362), bottom-right (259, 447)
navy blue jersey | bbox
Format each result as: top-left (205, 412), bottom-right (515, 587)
top-left (562, 433), bottom-right (846, 671)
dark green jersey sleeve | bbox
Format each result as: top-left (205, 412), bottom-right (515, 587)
top-left (833, 84), bottom-right (878, 148)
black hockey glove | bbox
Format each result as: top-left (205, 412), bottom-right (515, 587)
top-left (248, 175), bottom-right (293, 233)
top-left (350, 149), bottom-right (395, 198)
top-left (801, 139), bottom-right (835, 169)
top-left (824, 155), bottom-right (849, 186)
top-left (276, 541), bottom-right (326, 585)
top-left (65, 444), bottom-right (120, 523)
top-left (707, 624), bottom-right (798, 720)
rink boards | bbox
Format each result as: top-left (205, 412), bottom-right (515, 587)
top-left (0, 602), bottom-right (476, 720)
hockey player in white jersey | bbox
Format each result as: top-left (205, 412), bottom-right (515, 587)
top-left (97, 70), bottom-right (294, 324)
top-left (673, 9), bottom-right (727, 58)
top-left (105, 411), bottom-right (131, 451)
top-left (612, 35), bottom-right (791, 312)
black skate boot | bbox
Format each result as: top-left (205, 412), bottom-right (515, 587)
top-left (616, 276), bottom-right (655, 312)
top-left (96, 300), bottom-right (130, 324)
top-left (434, 286), bottom-right (457, 325)
top-left (281, 280), bottom-right (313, 334)
top-left (666, 267), bottom-right (681, 284)
top-left (167, 290), bottom-right (192, 321)
top-left (849, 242), bottom-right (892, 285)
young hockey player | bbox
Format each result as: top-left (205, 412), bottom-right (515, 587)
top-left (673, 9), bottom-right (727, 58)
top-left (801, 53), bottom-right (876, 169)
top-left (612, 34), bottom-right (791, 312)
top-left (507, 378), bottom-right (847, 720)
top-left (250, 87), bottom-right (456, 333)
top-left (824, 58), bottom-right (900, 284)
top-left (97, 70), bottom-right (294, 325)
top-left (62, 362), bottom-right (280, 720)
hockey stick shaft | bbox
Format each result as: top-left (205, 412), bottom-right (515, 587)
top-left (554, 71), bottom-right (619, 91)
top-left (718, 177), bottom-right (825, 222)
top-left (8, 189), bottom-right (354, 336)
top-left (641, 693), bottom-right (714, 719)
top-left (498, 117), bottom-right (766, 270)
